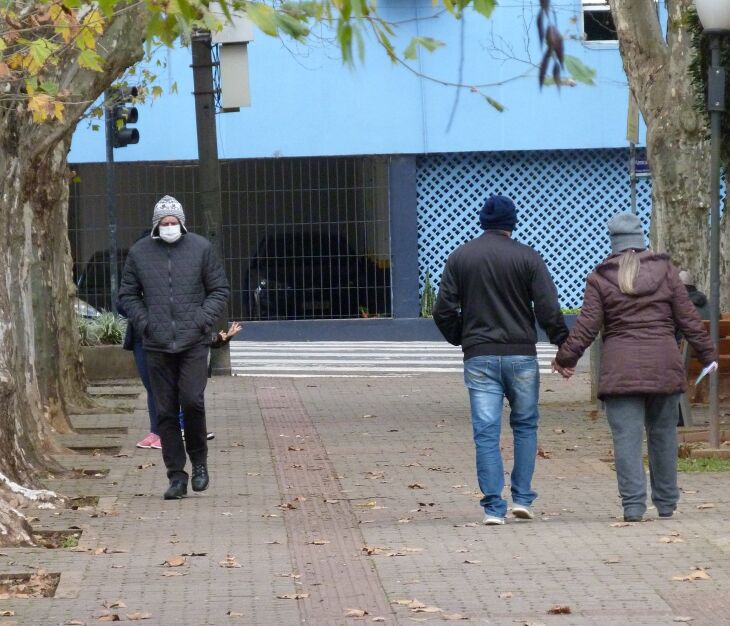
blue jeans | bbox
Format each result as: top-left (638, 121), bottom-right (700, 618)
top-left (464, 355), bottom-right (540, 517)
top-left (133, 339), bottom-right (159, 435)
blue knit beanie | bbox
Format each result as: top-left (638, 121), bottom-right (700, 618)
top-left (479, 195), bottom-right (517, 231)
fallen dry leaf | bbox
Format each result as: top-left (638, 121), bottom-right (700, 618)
top-left (411, 606), bottom-right (442, 614)
top-left (463, 560), bottom-right (481, 565)
top-left (126, 613), bottom-right (152, 621)
top-left (442, 614), bottom-right (469, 621)
top-left (673, 617), bottom-right (694, 623)
top-left (498, 591), bottom-right (513, 599)
top-left (372, 618), bottom-right (386, 622)
top-left (344, 609), bottom-right (368, 617)
top-left (453, 523), bottom-right (477, 528)
top-left (310, 540), bottom-right (330, 545)
top-left (97, 615), bottom-right (120, 622)
top-left (220, 555), bottom-right (242, 568)
top-left (697, 503), bottom-right (715, 510)
top-left (246, 472), bottom-right (260, 476)
top-left (537, 447), bottom-right (552, 459)
top-left (672, 568), bottom-right (711, 582)
top-left (161, 571), bottom-right (187, 577)
top-left (103, 601), bottom-right (126, 609)
top-left (398, 518), bottom-right (411, 524)
top-left (136, 462), bottom-right (155, 470)
top-left (659, 536), bottom-right (684, 544)
top-left (547, 605), bottom-right (572, 614)
top-left (603, 558), bottom-right (620, 564)
top-left (277, 593), bottom-right (309, 600)
top-left (163, 556), bottom-right (187, 568)
top-left (407, 600), bottom-right (426, 609)
top-left (0, 613), bottom-right (14, 618)
top-left (355, 500), bottom-right (377, 508)
top-left (362, 414), bottom-right (376, 418)
top-left (408, 483), bottom-right (425, 490)
top-left (363, 546), bottom-right (385, 555)
top-left (324, 499), bottom-right (340, 504)
top-left (227, 611), bottom-right (244, 617)
top-left (288, 446), bottom-right (304, 451)
top-left (610, 522), bottom-right (631, 528)
top-left (65, 621), bottom-right (86, 625)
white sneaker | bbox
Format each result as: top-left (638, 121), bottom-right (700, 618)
top-left (512, 505), bottom-right (534, 520)
top-left (482, 514), bottom-right (506, 525)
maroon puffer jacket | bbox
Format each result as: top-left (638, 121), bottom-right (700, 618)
top-left (555, 251), bottom-right (715, 399)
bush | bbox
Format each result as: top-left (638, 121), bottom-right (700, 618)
top-left (78, 312), bottom-right (127, 346)
top-left (420, 272), bottom-right (436, 318)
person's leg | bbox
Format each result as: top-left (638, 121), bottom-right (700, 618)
top-left (604, 396), bottom-right (648, 519)
top-left (177, 344), bottom-right (210, 468)
top-left (645, 394), bottom-right (681, 517)
top-left (464, 356), bottom-right (507, 519)
top-left (146, 350), bottom-right (188, 483)
top-left (502, 356), bottom-right (540, 510)
top-left (133, 340), bottom-right (159, 435)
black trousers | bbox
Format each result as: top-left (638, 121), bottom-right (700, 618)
top-left (146, 343), bottom-right (209, 482)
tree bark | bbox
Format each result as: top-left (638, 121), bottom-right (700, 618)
top-left (610, 0), bottom-right (716, 300)
top-left (0, 4), bottom-right (149, 543)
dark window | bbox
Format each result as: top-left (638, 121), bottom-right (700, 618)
top-left (583, 3), bottom-right (616, 42)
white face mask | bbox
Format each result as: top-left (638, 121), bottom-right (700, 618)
top-left (159, 224), bottom-right (182, 243)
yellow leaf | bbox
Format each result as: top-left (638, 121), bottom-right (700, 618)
top-left (53, 100), bottom-right (65, 121)
top-left (82, 9), bottom-right (105, 35)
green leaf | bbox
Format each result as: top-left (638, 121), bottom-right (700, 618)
top-left (246, 3), bottom-right (279, 37)
top-left (338, 20), bottom-right (353, 65)
top-left (404, 36), bottom-right (444, 60)
top-left (91, 124), bottom-right (100, 131)
top-left (97, 0), bottom-right (115, 17)
top-left (39, 80), bottom-right (59, 95)
top-left (77, 48), bottom-right (103, 71)
top-left (152, 85), bottom-right (163, 98)
top-left (483, 95), bottom-right (505, 112)
top-left (170, 81), bottom-right (178, 94)
top-left (473, 0), bottom-right (496, 18)
top-left (564, 55), bottom-right (596, 85)
top-left (275, 12), bottom-right (309, 40)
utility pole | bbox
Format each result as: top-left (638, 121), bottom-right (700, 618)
top-left (191, 29), bottom-right (231, 376)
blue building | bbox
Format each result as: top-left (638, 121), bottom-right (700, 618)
top-left (69, 0), bottom-right (651, 334)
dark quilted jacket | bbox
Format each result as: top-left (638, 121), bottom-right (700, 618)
top-left (118, 233), bottom-right (230, 354)
top-left (555, 251), bottom-right (715, 399)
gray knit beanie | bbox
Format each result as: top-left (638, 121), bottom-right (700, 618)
top-left (151, 195), bottom-right (187, 236)
top-left (607, 212), bottom-right (645, 254)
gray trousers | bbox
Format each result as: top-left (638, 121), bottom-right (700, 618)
top-left (604, 394), bottom-right (680, 517)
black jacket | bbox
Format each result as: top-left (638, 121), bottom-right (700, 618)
top-left (118, 232), bottom-right (230, 354)
top-left (433, 231), bottom-right (568, 360)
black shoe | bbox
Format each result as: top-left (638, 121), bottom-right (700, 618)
top-left (658, 511), bottom-right (674, 518)
top-left (624, 514), bottom-right (642, 522)
top-left (191, 464), bottom-right (209, 492)
top-left (164, 479), bottom-right (187, 500)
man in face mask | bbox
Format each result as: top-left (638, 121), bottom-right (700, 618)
top-left (119, 195), bottom-right (230, 500)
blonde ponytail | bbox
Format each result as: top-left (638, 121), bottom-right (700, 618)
top-left (617, 249), bottom-right (639, 295)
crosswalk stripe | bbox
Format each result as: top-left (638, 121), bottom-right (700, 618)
top-left (230, 341), bottom-right (558, 378)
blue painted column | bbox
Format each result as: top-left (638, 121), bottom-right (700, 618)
top-left (388, 156), bottom-right (420, 318)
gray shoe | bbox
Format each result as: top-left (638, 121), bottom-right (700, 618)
top-left (482, 514), bottom-right (506, 525)
top-left (512, 505), bottom-right (534, 520)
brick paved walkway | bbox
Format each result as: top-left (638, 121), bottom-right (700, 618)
top-left (1, 373), bottom-right (729, 625)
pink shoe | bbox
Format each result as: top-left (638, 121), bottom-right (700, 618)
top-left (136, 433), bottom-right (156, 449)
top-left (149, 434), bottom-right (162, 449)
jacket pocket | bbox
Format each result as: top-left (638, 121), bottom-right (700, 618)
top-left (194, 307), bottom-right (211, 333)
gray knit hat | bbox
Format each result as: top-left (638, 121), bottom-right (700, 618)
top-left (607, 212), bottom-right (646, 254)
top-left (151, 195), bottom-right (187, 237)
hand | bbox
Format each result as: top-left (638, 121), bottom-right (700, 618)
top-left (218, 321), bottom-right (242, 341)
top-left (551, 359), bottom-right (575, 380)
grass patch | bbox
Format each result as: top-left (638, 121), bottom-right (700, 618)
top-left (677, 457), bottom-right (730, 472)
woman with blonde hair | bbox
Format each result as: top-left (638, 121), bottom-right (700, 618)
top-left (552, 213), bottom-right (716, 522)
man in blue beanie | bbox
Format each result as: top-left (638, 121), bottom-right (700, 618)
top-left (433, 195), bottom-right (568, 525)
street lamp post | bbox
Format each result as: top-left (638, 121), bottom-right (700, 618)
top-left (695, 0), bottom-right (729, 449)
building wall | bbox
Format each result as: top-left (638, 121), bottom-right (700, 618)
top-left (416, 148), bottom-right (653, 308)
top-left (69, 0), bottom-right (640, 164)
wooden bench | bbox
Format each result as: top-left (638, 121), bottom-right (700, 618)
top-left (681, 318), bottom-right (730, 426)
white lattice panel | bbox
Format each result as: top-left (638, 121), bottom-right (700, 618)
top-left (416, 150), bottom-right (652, 308)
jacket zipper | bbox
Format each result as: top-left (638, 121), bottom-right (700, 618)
top-left (169, 246), bottom-right (176, 351)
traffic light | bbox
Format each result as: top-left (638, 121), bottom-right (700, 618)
top-left (107, 86), bottom-right (139, 148)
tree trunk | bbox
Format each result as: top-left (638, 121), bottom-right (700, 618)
top-left (31, 139), bottom-right (97, 418)
top-left (610, 0), bottom-right (717, 300)
top-left (0, 117), bottom-right (67, 543)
